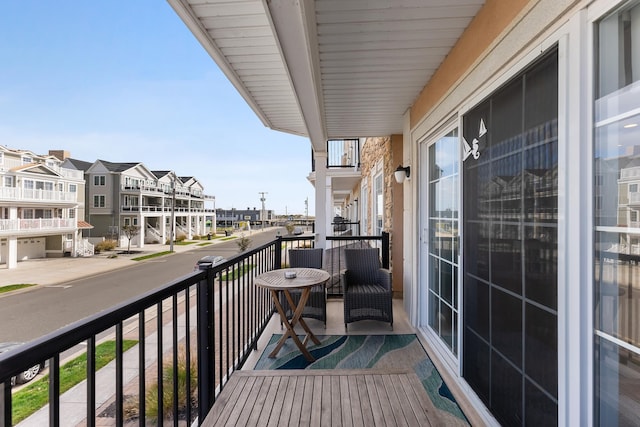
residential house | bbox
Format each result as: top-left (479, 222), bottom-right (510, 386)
top-left (170, 0), bottom-right (640, 425)
top-left (0, 147), bottom-right (87, 269)
top-left (79, 160), bottom-right (211, 248)
top-left (215, 207), bottom-right (274, 228)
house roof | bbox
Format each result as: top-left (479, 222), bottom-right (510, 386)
top-left (168, 0), bottom-right (484, 150)
top-left (97, 160), bottom-right (142, 173)
top-left (65, 158), bottom-right (93, 171)
top-left (77, 220), bottom-right (94, 229)
top-left (153, 170), bottom-right (173, 179)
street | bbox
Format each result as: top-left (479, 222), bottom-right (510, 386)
top-left (0, 228), bottom-right (284, 343)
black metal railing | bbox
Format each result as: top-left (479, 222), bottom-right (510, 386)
top-left (280, 232), bottom-right (389, 296)
top-left (332, 220), bottom-right (360, 236)
top-left (0, 232), bottom-right (390, 426)
top-left (0, 241), bottom-right (279, 426)
top-left (327, 139), bottom-right (360, 169)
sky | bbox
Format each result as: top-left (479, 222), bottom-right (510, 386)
top-left (0, 1), bottom-right (315, 216)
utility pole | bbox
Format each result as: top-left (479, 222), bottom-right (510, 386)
top-left (259, 192), bottom-right (268, 230)
top-left (169, 174), bottom-right (176, 252)
top-left (305, 197), bottom-right (309, 226)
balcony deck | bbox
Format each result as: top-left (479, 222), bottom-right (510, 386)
top-left (203, 368), bottom-right (441, 426)
top-left (205, 299), bottom-right (487, 426)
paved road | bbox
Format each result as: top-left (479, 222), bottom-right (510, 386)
top-left (0, 228), bottom-right (285, 343)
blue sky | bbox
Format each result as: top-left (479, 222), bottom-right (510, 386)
top-left (0, 1), bottom-right (315, 216)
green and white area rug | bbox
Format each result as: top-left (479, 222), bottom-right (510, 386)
top-left (255, 334), bottom-right (469, 425)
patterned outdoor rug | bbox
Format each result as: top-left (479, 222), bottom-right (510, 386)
top-left (255, 334), bottom-right (469, 425)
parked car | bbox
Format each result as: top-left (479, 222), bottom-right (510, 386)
top-left (293, 226), bottom-right (303, 235)
top-left (194, 255), bottom-right (226, 271)
top-left (0, 342), bottom-right (45, 386)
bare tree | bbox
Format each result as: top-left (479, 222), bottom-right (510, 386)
top-left (122, 225), bottom-right (140, 254)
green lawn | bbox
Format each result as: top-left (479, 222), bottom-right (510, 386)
top-left (220, 264), bottom-right (255, 281)
top-left (131, 251), bottom-right (173, 261)
top-left (12, 339), bottom-right (137, 424)
top-left (0, 284), bottom-right (36, 294)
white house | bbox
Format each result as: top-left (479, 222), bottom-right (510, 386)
top-left (0, 147), bottom-right (86, 268)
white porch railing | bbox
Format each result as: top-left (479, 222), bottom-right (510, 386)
top-left (0, 218), bottom-right (76, 233)
top-left (0, 187), bottom-right (77, 203)
top-left (76, 238), bottom-right (94, 256)
top-left (145, 224), bottom-right (163, 243)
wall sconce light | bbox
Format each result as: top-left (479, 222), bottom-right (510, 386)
top-left (394, 165), bottom-right (411, 184)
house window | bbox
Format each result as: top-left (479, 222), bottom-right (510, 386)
top-left (23, 209), bottom-right (34, 219)
top-left (69, 184), bottom-right (77, 193)
top-left (124, 217), bottom-right (131, 226)
top-left (94, 175), bottom-right (106, 186)
top-left (4, 176), bottom-right (13, 187)
top-left (361, 179), bottom-right (369, 234)
top-left (594, 2), bottom-right (640, 425)
top-left (373, 168), bottom-right (384, 235)
top-left (21, 155), bottom-right (33, 165)
top-left (93, 195), bottom-right (105, 208)
top-left (34, 209), bottom-right (52, 219)
top-left (0, 152), bottom-right (3, 165)
top-left (463, 49), bottom-right (558, 426)
top-left (23, 179), bottom-right (34, 190)
top-left (427, 128), bottom-right (460, 357)
top-left (69, 209), bottom-right (76, 219)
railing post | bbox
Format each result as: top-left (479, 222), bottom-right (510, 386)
top-left (197, 264), bottom-right (215, 421)
top-left (382, 231), bottom-right (390, 269)
top-left (1, 381), bottom-right (10, 427)
top-left (275, 236), bottom-right (282, 270)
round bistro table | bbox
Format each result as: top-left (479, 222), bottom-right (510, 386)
top-left (255, 267), bottom-right (330, 361)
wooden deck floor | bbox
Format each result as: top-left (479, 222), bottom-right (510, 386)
top-left (202, 369), bottom-right (447, 426)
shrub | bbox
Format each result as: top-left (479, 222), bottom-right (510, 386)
top-left (285, 222), bottom-right (295, 235)
top-left (176, 233), bottom-right (187, 242)
top-left (236, 234), bottom-right (252, 252)
top-left (95, 240), bottom-right (117, 253)
top-left (123, 345), bottom-right (197, 422)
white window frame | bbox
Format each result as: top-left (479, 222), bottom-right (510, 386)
top-left (94, 175), bottom-right (105, 186)
top-left (93, 195), bottom-right (105, 208)
top-left (361, 178), bottom-right (369, 234)
top-left (372, 161), bottom-right (384, 235)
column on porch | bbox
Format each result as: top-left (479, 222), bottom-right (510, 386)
top-left (313, 151), bottom-right (328, 250)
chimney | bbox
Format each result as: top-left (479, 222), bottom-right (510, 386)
top-left (49, 150), bottom-right (70, 161)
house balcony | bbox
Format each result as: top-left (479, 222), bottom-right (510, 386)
top-left (308, 140), bottom-right (362, 210)
top-left (0, 233), bottom-right (481, 426)
top-left (0, 218), bottom-right (76, 236)
top-left (0, 187), bottom-right (77, 204)
top-left (120, 184), bottom-right (165, 194)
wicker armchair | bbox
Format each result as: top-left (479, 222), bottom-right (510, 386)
top-left (279, 248), bottom-right (326, 325)
top-left (343, 248), bottom-right (393, 329)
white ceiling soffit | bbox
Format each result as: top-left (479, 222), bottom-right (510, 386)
top-left (168, 0), bottom-right (484, 148)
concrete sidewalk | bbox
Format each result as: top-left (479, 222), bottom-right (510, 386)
top-left (0, 238), bottom-right (228, 290)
